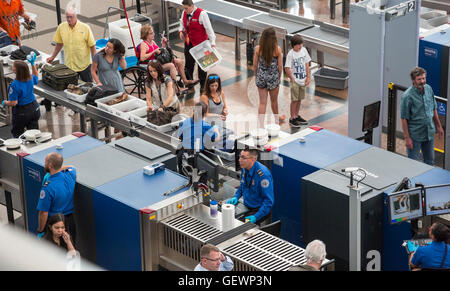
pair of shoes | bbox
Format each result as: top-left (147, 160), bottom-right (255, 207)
top-left (289, 117), bottom-right (302, 128)
top-left (296, 115), bottom-right (308, 125)
top-left (176, 87), bottom-right (189, 97)
top-left (185, 79), bottom-right (200, 89)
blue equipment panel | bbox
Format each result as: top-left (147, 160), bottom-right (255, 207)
top-left (383, 167), bottom-right (450, 271)
top-left (22, 135), bottom-right (104, 234)
top-left (93, 169), bottom-right (190, 271)
top-left (271, 129), bottom-right (372, 247)
top-left (419, 28), bottom-right (450, 98)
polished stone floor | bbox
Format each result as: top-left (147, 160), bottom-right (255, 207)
top-left (3, 0), bottom-right (445, 167)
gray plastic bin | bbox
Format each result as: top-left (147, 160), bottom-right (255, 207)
top-left (313, 68), bottom-right (349, 89)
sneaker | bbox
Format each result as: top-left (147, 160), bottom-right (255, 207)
top-left (289, 117), bottom-right (302, 128)
top-left (296, 115), bottom-right (308, 125)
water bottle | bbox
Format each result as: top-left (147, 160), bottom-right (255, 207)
top-left (210, 200), bottom-right (218, 218)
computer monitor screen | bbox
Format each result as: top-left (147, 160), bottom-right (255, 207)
top-left (388, 187), bottom-right (424, 224)
top-left (197, 152), bottom-right (220, 192)
top-left (424, 183), bottom-right (450, 216)
top-left (362, 101), bottom-right (381, 132)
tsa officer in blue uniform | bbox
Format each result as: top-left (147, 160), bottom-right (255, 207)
top-left (226, 148), bottom-right (274, 224)
top-left (1, 54), bottom-right (40, 138)
top-left (37, 153), bottom-right (77, 243)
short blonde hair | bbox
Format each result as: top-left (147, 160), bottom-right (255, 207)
top-left (141, 25), bottom-right (153, 40)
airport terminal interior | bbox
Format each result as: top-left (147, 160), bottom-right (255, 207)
top-left (0, 0), bottom-right (449, 271)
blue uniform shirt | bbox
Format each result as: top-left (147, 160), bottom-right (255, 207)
top-left (411, 241), bottom-right (450, 269)
top-left (8, 75), bottom-right (39, 106)
top-left (36, 167), bottom-right (77, 217)
top-left (400, 84), bottom-right (437, 142)
top-left (233, 161), bottom-right (274, 221)
top-left (177, 118), bottom-right (218, 150)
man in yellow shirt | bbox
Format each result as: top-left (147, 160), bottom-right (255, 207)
top-left (46, 6), bottom-right (96, 82)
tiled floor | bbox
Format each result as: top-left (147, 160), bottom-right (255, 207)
top-left (8, 0), bottom-right (442, 164)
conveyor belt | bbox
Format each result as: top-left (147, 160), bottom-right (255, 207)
top-left (162, 213), bottom-right (222, 242)
top-left (206, 222), bottom-right (256, 246)
top-left (300, 25), bottom-right (349, 46)
top-left (246, 13), bottom-right (313, 34)
top-left (197, 0), bottom-right (261, 27)
top-left (221, 231), bottom-right (307, 271)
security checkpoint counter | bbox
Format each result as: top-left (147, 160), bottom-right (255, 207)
top-left (1, 133), bottom-right (100, 227)
top-left (46, 139), bottom-right (175, 265)
top-left (21, 134), bottom-right (104, 231)
top-left (302, 147), bottom-right (433, 271)
top-left (92, 167), bottom-right (192, 271)
top-left (269, 127), bottom-right (372, 247)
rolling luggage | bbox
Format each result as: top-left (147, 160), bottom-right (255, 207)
top-left (42, 64), bottom-right (78, 91)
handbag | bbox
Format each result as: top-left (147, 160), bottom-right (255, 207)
top-left (155, 47), bottom-right (174, 64)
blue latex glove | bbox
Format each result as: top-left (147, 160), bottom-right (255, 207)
top-left (37, 231), bottom-right (45, 239)
top-left (407, 240), bottom-right (419, 253)
top-left (1, 100), bottom-right (6, 108)
top-left (26, 51), bottom-right (36, 66)
top-left (226, 197), bottom-right (238, 205)
top-left (245, 215), bottom-right (256, 224)
top-left (42, 172), bottom-right (50, 186)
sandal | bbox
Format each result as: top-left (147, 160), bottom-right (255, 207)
top-left (176, 87), bottom-right (189, 97)
top-left (184, 79), bottom-right (200, 89)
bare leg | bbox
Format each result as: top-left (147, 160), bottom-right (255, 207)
top-left (296, 100), bottom-right (302, 117)
top-left (162, 62), bottom-right (178, 82)
top-left (268, 86), bottom-right (285, 123)
top-left (174, 59), bottom-right (198, 84)
top-left (290, 101), bottom-right (299, 119)
top-left (258, 87), bottom-right (268, 127)
top-left (162, 62), bottom-right (187, 95)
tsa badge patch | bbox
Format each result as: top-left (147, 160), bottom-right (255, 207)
top-left (40, 190), bottom-right (45, 199)
top-left (261, 179), bottom-right (270, 188)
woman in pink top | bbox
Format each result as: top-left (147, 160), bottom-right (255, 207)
top-left (139, 25), bottom-right (198, 93)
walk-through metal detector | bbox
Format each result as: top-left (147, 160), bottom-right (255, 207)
top-left (348, 0), bottom-right (421, 148)
top-left (387, 82), bottom-right (449, 169)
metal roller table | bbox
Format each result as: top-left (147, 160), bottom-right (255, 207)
top-left (196, 0), bottom-right (262, 60)
top-left (158, 203), bottom-right (335, 271)
top-left (297, 21), bottom-right (349, 66)
top-left (34, 83), bottom-right (88, 133)
top-left (243, 9), bottom-right (315, 57)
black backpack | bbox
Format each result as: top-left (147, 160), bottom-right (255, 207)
top-left (84, 85), bottom-right (119, 106)
top-left (10, 46), bottom-right (40, 60)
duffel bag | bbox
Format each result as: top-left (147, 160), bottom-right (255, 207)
top-left (42, 64), bottom-right (78, 91)
top-left (10, 45), bottom-right (40, 60)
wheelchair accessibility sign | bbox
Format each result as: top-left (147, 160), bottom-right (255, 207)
top-left (437, 102), bottom-right (446, 116)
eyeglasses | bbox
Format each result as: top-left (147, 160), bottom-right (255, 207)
top-left (239, 155), bottom-right (251, 160)
top-left (204, 257), bottom-right (221, 262)
top-left (208, 75), bottom-right (219, 80)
